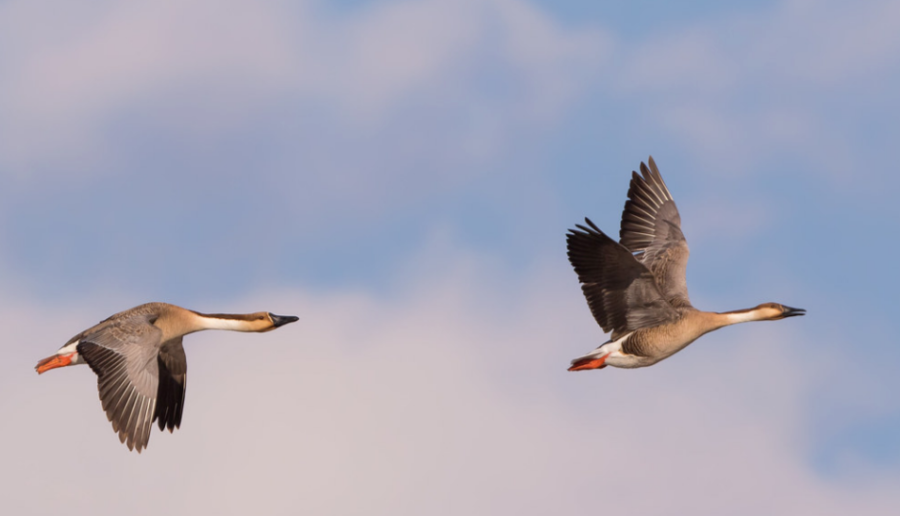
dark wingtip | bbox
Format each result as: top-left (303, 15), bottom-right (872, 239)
top-left (270, 314), bottom-right (300, 328)
top-left (570, 218), bottom-right (602, 236)
top-left (583, 217), bottom-right (601, 232)
top-left (640, 158), bottom-right (656, 179)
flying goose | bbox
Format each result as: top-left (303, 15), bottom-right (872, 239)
top-left (566, 157), bottom-right (804, 371)
top-left (35, 302), bottom-right (299, 452)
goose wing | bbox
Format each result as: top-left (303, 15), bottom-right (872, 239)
top-left (155, 338), bottom-right (187, 434)
top-left (619, 156), bottom-right (692, 307)
top-left (74, 312), bottom-right (185, 452)
top-left (567, 218), bottom-right (680, 340)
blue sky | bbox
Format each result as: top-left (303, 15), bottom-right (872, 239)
top-left (1, 1), bottom-right (899, 514)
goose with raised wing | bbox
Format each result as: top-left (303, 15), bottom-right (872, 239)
top-left (566, 157), bottom-right (804, 371)
top-left (35, 302), bottom-right (299, 452)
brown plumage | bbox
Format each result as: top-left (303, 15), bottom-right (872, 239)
top-left (566, 157), bottom-right (804, 371)
top-left (35, 302), bottom-right (299, 452)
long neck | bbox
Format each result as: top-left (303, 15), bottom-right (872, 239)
top-left (702, 307), bottom-right (769, 332)
top-left (697, 308), bottom-right (766, 335)
top-left (189, 312), bottom-right (269, 332)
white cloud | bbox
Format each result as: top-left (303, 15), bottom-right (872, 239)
top-left (0, 0), bottom-right (606, 178)
top-left (3, 241), bottom-right (898, 515)
top-left (0, 0), bottom-right (298, 171)
top-left (619, 0), bottom-right (900, 94)
top-left (611, 0), bottom-right (900, 175)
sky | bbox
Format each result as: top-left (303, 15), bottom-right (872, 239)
top-left (1, 0), bottom-right (899, 514)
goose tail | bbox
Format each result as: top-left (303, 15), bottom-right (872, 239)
top-left (568, 352), bottom-right (609, 371)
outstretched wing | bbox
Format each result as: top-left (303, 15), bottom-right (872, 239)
top-left (567, 218), bottom-right (679, 340)
top-left (75, 312), bottom-right (174, 452)
top-left (619, 156), bottom-right (692, 308)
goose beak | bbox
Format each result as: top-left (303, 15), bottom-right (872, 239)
top-left (781, 306), bottom-right (806, 318)
top-left (269, 314), bottom-right (300, 327)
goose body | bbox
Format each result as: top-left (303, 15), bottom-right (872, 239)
top-left (35, 302), bottom-right (299, 452)
top-left (567, 157), bottom-right (804, 371)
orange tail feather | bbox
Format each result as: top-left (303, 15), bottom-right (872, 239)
top-left (568, 354), bottom-right (609, 372)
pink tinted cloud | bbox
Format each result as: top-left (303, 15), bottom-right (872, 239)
top-left (2, 244), bottom-right (897, 515)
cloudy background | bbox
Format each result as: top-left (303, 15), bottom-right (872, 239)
top-left (1, 0), bottom-right (898, 514)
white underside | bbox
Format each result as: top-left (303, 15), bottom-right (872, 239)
top-left (572, 331), bottom-right (645, 369)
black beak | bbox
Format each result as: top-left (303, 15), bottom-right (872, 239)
top-left (270, 313), bottom-right (300, 327)
top-left (781, 306), bottom-right (806, 318)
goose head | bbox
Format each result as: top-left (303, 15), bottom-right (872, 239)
top-left (267, 312), bottom-right (300, 330)
top-left (754, 303), bottom-right (806, 320)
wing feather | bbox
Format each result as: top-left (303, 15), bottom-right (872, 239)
top-left (78, 342), bottom-right (157, 452)
top-left (60, 304), bottom-right (190, 452)
top-left (567, 218), bottom-right (679, 339)
top-left (76, 312), bottom-right (165, 453)
top-left (155, 338), bottom-right (187, 433)
top-left (619, 156), bottom-right (692, 307)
